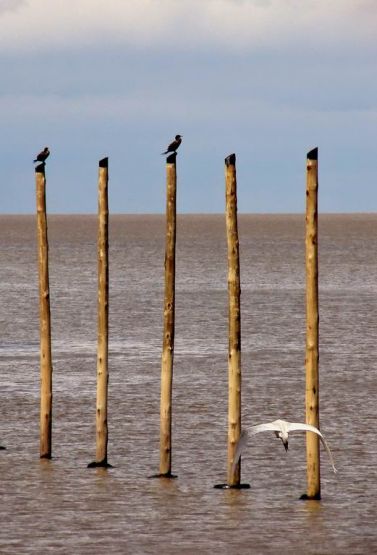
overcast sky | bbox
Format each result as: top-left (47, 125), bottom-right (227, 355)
top-left (1, 0), bottom-right (376, 213)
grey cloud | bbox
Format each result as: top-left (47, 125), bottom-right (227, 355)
top-left (0, 0), bottom-right (27, 15)
top-left (223, 0), bottom-right (272, 4)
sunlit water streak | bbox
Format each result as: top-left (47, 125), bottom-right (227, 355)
top-left (0, 214), bottom-right (376, 554)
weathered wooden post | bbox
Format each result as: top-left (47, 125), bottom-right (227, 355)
top-left (36, 163), bottom-right (53, 459)
top-left (215, 154), bottom-right (248, 489)
top-left (88, 157), bottom-right (112, 468)
top-left (157, 152), bottom-right (177, 478)
top-left (225, 154), bottom-right (242, 487)
top-left (304, 147), bottom-right (321, 499)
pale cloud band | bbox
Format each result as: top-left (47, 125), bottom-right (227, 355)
top-left (1, 0), bottom-right (376, 52)
top-left (0, 0), bottom-right (26, 15)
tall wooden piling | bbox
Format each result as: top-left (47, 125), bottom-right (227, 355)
top-left (159, 152), bottom-right (177, 477)
top-left (88, 157), bottom-right (111, 468)
top-left (225, 154), bottom-right (242, 487)
top-left (36, 163), bottom-right (53, 459)
top-left (305, 147), bottom-right (320, 499)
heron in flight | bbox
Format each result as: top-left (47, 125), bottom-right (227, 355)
top-left (232, 419), bottom-right (337, 474)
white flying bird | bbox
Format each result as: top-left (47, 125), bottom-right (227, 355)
top-left (232, 419), bottom-right (337, 474)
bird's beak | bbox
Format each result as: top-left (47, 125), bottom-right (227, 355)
top-left (283, 441), bottom-right (288, 452)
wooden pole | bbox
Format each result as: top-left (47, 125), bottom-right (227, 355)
top-left (159, 152), bottom-right (177, 477)
top-left (88, 157), bottom-right (111, 468)
top-left (36, 163), bottom-right (53, 459)
top-left (304, 147), bottom-right (320, 499)
top-left (225, 154), bottom-right (242, 487)
top-left (214, 154), bottom-right (248, 490)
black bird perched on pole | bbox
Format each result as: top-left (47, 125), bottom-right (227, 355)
top-left (162, 135), bottom-right (182, 155)
top-left (34, 147), bottom-right (50, 163)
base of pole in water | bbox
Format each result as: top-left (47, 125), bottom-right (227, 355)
top-left (299, 493), bottom-right (321, 501)
top-left (214, 483), bottom-right (250, 490)
top-left (0, 446), bottom-right (6, 450)
top-left (148, 472), bottom-right (178, 479)
top-left (87, 460), bottom-right (113, 468)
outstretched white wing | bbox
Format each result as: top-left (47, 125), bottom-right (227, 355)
top-left (231, 429), bottom-right (249, 473)
top-left (231, 421), bottom-right (284, 472)
top-left (249, 421), bottom-right (285, 435)
top-left (287, 422), bottom-right (337, 474)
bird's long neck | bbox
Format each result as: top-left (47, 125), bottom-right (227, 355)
top-left (279, 432), bottom-right (289, 451)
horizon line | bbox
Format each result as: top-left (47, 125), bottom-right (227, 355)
top-left (0, 210), bottom-right (377, 216)
top-left (0, 211), bottom-right (377, 217)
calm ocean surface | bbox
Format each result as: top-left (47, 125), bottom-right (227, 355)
top-left (0, 214), bottom-right (376, 554)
